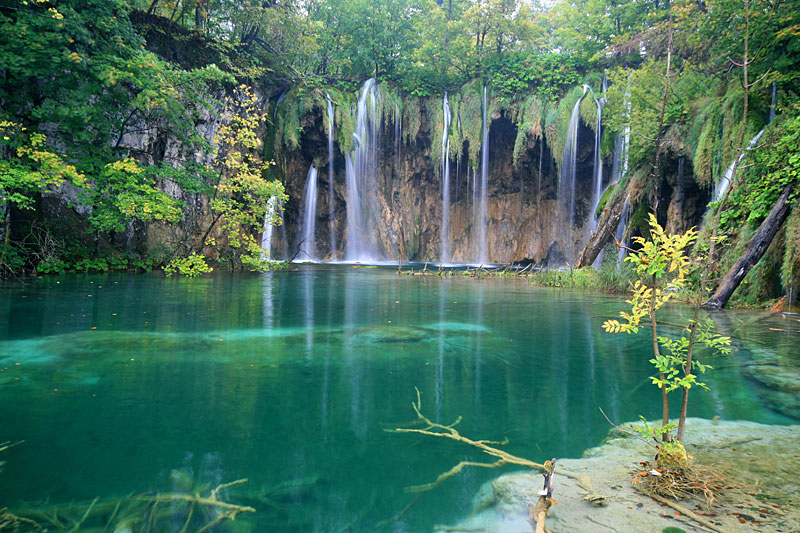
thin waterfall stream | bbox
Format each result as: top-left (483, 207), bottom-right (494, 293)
top-left (326, 92), bottom-right (337, 260)
top-left (441, 92), bottom-right (451, 264)
top-left (477, 85), bottom-right (489, 265)
top-left (298, 165), bottom-right (319, 261)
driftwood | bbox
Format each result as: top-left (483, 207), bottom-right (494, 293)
top-left (388, 388), bottom-right (579, 495)
top-left (528, 458), bottom-right (556, 533)
top-left (5, 479), bottom-right (254, 532)
top-left (703, 184), bottom-right (794, 309)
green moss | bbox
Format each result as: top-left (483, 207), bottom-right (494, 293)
top-left (546, 85), bottom-right (585, 168)
top-left (657, 441), bottom-right (688, 470)
top-left (782, 207), bottom-right (800, 290)
top-left (273, 88), bottom-right (310, 152)
top-left (454, 80), bottom-right (485, 169)
top-left (403, 95), bottom-right (423, 146)
top-left (511, 94), bottom-right (545, 168)
top-left (580, 92), bottom-right (597, 133)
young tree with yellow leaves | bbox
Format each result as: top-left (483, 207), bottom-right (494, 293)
top-left (196, 86), bottom-right (286, 272)
top-left (603, 214), bottom-right (731, 457)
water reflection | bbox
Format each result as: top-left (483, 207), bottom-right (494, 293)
top-left (0, 268), bottom-right (797, 532)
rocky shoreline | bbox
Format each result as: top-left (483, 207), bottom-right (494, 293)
top-left (444, 418), bottom-right (800, 532)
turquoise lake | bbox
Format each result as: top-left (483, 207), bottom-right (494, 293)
top-left (0, 265), bottom-right (797, 531)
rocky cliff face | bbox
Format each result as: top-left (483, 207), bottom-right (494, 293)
top-left (272, 87), bottom-right (708, 266)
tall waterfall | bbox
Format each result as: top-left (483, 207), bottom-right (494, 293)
top-left (278, 198), bottom-right (288, 260)
top-left (345, 79), bottom-right (382, 262)
top-left (590, 86), bottom-right (606, 231)
top-left (260, 196), bottom-right (277, 260)
top-left (714, 129), bottom-right (764, 202)
top-left (297, 165), bottom-right (319, 261)
top-left (440, 92), bottom-right (451, 264)
top-left (477, 85), bottom-right (490, 265)
top-left (558, 85), bottom-right (588, 262)
top-left (326, 93), bottom-right (337, 259)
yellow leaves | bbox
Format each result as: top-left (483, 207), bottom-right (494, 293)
top-left (47, 7), bottom-right (64, 19)
top-left (106, 158), bottom-right (142, 174)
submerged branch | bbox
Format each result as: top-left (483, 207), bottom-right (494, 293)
top-left (387, 388), bottom-right (580, 496)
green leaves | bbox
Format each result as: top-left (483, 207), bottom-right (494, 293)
top-left (604, 216), bottom-right (731, 438)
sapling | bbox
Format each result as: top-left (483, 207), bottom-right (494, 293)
top-left (603, 214), bottom-right (731, 467)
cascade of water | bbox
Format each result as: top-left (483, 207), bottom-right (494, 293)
top-left (326, 93), bottom-right (337, 260)
top-left (477, 85), bottom-right (490, 265)
top-left (297, 165), bottom-right (319, 261)
top-left (345, 79), bottom-right (382, 261)
top-left (471, 166), bottom-right (477, 238)
top-left (394, 89), bottom-right (402, 176)
top-left (455, 147), bottom-right (461, 204)
top-left (769, 82), bottom-right (777, 124)
top-left (676, 156), bottom-right (685, 221)
top-left (273, 90), bottom-right (287, 120)
top-left (278, 198), bottom-right (288, 260)
top-left (714, 129), bottom-right (764, 202)
top-left (557, 85), bottom-right (589, 262)
top-left (622, 81), bottom-right (631, 180)
top-left (456, 114), bottom-right (462, 203)
top-left (615, 195), bottom-right (632, 269)
top-left (441, 92), bottom-right (452, 264)
top-left (260, 196), bottom-right (277, 260)
top-left (590, 88), bottom-right (606, 231)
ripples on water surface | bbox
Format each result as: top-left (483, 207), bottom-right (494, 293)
top-left (0, 265), bottom-right (797, 531)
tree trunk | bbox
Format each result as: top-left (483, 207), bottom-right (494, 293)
top-left (703, 184), bottom-right (794, 310)
top-left (575, 190), bottom-right (627, 268)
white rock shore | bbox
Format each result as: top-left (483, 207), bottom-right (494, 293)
top-left (445, 418), bottom-right (800, 533)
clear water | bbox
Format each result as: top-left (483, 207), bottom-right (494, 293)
top-left (0, 266), bottom-right (797, 531)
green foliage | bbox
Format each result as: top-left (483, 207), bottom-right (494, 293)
top-left (631, 416), bottom-right (677, 443)
top-left (206, 86), bottom-right (286, 269)
top-left (545, 86), bottom-right (584, 168)
top-left (164, 253), bottom-right (213, 277)
top-left (0, 121), bottom-right (86, 209)
top-left (487, 52), bottom-right (580, 101)
top-left (653, 317), bottom-right (730, 393)
top-left (510, 95), bottom-right (545, 168)
top-left (604, 215), bottom-right (730, 440)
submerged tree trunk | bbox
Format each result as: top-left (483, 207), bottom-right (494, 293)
top-left (703, 184), bottom-right (794, 310)
top-left (575, 190), bottom-right (626, 268)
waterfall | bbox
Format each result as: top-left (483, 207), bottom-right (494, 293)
top-left (714, 129), bottom-right (764, 202)
top-left (260, 195), bottom-right (278, 260)
top-left (440, 92), bottom-right (451, 264)
top-left (345, 78), bottom-right (382, 262)
top-left (769, 82), bottom-right (777, 124)
top-left (590, 74), bottom-right (609, 229)
top-left (278, 198), bottom-right (288, 260)
top-left (622, 80), bottom-right (631, 180)
top-left (590, 87), bottom-right (606, 231)
top-left (477, 85), bottom-right (490, 265)
top-left (297, 165), bottom-right (319, 261)
top-left (326, 93), bottom-right (337, 259)
top-left (557, 85), bottom-right (588, 262)
top-left (615, 195), bottom-right (632, 269)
